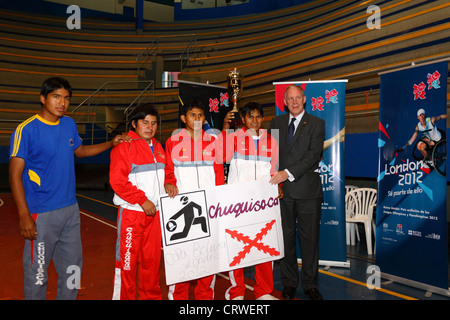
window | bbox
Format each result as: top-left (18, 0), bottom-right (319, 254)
top-left (162, 71), bottom-right (180, 88)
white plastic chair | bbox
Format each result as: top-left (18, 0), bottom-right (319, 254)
top-left (345, 188), bottom-right (377, 255)
top-left (345, 185), bottom-right (359, 245)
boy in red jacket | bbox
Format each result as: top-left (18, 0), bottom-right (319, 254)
top-left (164, 100), bottom-right (225, 300)
top-left (219, 102), bottom-right (280, 300)
top-left (109, 104), bottom-right (165, 300)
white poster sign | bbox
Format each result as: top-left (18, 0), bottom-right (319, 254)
top-left (159, 180), bottom-right (284, 285)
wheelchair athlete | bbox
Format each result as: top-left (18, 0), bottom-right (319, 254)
top-left (402, 108), bottom-right (446, 169)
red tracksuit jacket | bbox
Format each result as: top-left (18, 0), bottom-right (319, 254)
top-left (165, 128), bottom-right (224, 191)
top-left (110, 130), bottom-right (166, 211)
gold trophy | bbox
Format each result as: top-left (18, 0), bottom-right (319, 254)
top-left (226, 68), bottom-right (243, 128)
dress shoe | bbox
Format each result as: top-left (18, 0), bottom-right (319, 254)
top-left (304, 288), bottom-right (323, 300)
top-left (282, 286), bottom-right (296, 300)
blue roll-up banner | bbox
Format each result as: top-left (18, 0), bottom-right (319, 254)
top-left (376, 60), bottom-right (449, 294)
top-left (274, 80), bottom-right (348, 267)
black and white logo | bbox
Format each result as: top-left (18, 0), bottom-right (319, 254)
top-left (160, 190), bottom-right (210, 246)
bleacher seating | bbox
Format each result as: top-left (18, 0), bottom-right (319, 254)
top-left (0, 0), bottom-right (448, 148)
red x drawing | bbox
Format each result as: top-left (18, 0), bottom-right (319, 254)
top-left (225, 220), bottom-right (280, 267)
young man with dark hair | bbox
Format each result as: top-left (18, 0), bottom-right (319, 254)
top-left (164, 100), bottom-right (225, 300)
top-left (219, 102), bottom-right (280, 300)
top-left (9, 77), bottom-right (129, 300)
top-left (109, 103), bottom-right (165, 300)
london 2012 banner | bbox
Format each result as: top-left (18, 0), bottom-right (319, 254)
top-left (273, 80), bottom-right (347, 266)
top-left (377, 60), bottom-right (448, 294)
top-left (159, 180), bottom-right (284, 285)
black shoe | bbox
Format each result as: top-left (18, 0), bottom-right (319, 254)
top-left (282, 286), bottom-right (297, 300)
top-left (304, 288), bottom-right (323, 300)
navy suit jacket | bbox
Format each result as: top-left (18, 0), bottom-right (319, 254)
top-left (270, 112), bottom-right (325, 200)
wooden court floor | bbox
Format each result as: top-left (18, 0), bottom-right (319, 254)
top-left (1, 191), bottom-right (449, 301)
top-left (0, 193), bottom-right (284, 300)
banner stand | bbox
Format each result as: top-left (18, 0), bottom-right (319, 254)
top-left (298, 259), bottom-right (350, 269)
top-left (380, 272), bottom-right (450, 298)
top-left (274, 80), bottom-right (349, 269)
top-left (376, 59), bottom-right (449, 297)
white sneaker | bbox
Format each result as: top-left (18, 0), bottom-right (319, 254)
top-left (256, 294), bottom-right (278, 300)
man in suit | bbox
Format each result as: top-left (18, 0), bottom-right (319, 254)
top-left (269, 84), bottom-right (325, 300)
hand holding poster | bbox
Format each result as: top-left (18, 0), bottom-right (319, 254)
top-left (159, 180), bottom-right (284, 285)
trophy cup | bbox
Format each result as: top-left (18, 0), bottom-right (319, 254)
top-left (226, 68), bottom-right (243, 128)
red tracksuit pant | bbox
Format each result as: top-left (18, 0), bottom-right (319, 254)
top-left (168, 275), bottom-right (216, 300)
top-left (113, 207), bottom-right (162, 300)
top-left (226, 262), bottom-right (273, 300)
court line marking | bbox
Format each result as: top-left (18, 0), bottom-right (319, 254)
top-left (80, 210), bottom-right (117, 229)
top-left (77, 198), bottom-right (274, 298)
top-left (318, 269), bottom-right (417, 300)
top-left (77, 193), bottom-right (119, 208)
top-left (77, 193), bottom-right (417, 300)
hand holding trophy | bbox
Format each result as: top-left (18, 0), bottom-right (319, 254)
top-left (223, 68), bottom-right (243, 130)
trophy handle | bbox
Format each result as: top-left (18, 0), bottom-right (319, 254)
top-left (231, 93), bottom-right (239, 113)
top-left (227, 68), bottom-right (243, 128)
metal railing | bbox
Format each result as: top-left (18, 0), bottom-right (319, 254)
top-left (137, 40), bottom-right (159, 80)
top-left (136, 34), bottom-right (197, 77)
top-left (70, 80), bottom-right (155, 145)
top-left (180, 35), bottom-right (197, 70)
top-left (124, 80), bottom-right (155, 132)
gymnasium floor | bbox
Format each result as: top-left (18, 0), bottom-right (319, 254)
top-left (1, 189), bottom-right (449, 301)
